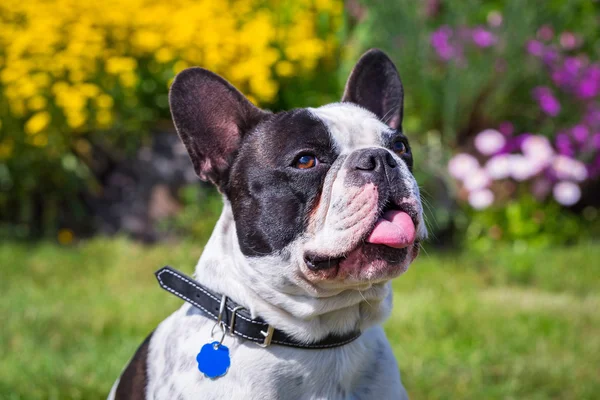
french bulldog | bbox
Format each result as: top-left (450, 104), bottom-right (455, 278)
top-left (109, 49), bottom-right (427, 400)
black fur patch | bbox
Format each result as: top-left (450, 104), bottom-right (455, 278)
top-left (115, 332), bottom-right (153, 400)
top-left (226, 109), bottom-right (336, 256)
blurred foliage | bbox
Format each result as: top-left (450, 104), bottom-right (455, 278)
top-left (346, 0), bottom-right (600, 245)
top-left (158, 185), bottom-right (223, 240)
top-left (458, 196), bottom-right (600, 252)
top-left (0, 0), bottom-right (343, 237)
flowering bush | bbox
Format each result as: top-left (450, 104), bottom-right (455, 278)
top-left (0, 0), bottom-right (342, 237)
top-left (448, 23), bottom-right (600, 210)
top-left (346, 0), bottom-right (599, 246)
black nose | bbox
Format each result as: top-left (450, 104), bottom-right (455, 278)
top-left (350, 148), bottom-right (398, 173)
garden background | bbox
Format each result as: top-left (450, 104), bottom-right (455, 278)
top-left (1, 0), bottom-right (599, 398)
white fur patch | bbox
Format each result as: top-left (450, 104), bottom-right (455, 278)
top-left (309, 103), bottom-right (393, 153)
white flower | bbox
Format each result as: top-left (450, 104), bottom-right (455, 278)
top-left (448, 153), bottom-right (480, 180)
top-left (509, 154), bottom-right (537, 181)
top-left (468, 189), bottom-right (494, 209)
top-left (463, 168), bottom-right (491, 191)
top-left (474, 129), bottom-right (506, 156)
top-left (485, 154), bottom-right (511, 179)
top-left (553, 181), bottom-right (581, 206)
top-left (552, 155), bottom-right (588, 182)
top-left (521, 135), bottom-right (554, 167)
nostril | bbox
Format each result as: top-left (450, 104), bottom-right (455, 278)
top-left (355, 155), bottom-right (377, 171)
top-left (385, 152), bottom-right (397, 168)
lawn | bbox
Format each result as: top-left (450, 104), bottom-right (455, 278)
top-left (1, 238), bottom-right (598, 399)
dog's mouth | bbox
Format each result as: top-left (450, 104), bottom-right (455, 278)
top-left (304, 202), bottom-right (419, 273)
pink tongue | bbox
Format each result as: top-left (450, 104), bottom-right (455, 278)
top-left (366, 210), bottom-right (416, 249)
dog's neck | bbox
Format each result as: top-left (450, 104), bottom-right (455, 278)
top-left (193, 201), bottom-right (393, 343)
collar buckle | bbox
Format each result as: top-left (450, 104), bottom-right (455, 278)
top-left (257, 325), bottom-right (275, 347)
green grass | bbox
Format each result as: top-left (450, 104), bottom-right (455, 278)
top-left (1, 238), bottom-right (598, 399)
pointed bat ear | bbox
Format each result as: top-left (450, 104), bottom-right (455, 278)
top-left (341, 49), bottom-right (404, 130)
top-left (169, 68), bottom-right (268, 186)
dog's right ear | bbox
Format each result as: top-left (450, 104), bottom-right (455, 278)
top-left (169, 68), bottom-right (268, 186)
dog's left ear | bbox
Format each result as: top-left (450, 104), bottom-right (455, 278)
top-left (342, 49), bottom-right (404, 130)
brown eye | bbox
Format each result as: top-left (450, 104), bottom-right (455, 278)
top-left (392, 139), bottom-right (407, 155)
top-left (295, 154), bottom-right (317, 169)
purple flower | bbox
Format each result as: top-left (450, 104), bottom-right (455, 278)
top-left (472, 27), bottom-right (496, 48)
top-left (533, 86), bottom-right (561, 116)
top-left (498, 121), bottom-right (514, 136)
top-left (430, 26), bottom-right (457, 61)
top-left (592, 133), bottom-right (600, 150)
top-left (571, 124), bottom-right (589, 143)
top-left (584, 106), bottom-right (600, 128)
top-left (555, 133), bottom-right (575, 157)
top-left (526, 40), bottom-right (544, 56)
top-left (576, 65), bottom-right (600, 99)
top-left (564, 57), bottom-right (583, 76)
top-left (542, 47), bottom-right (558, 65)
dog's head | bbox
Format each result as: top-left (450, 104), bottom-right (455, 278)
top-left (170, 49), bottom-right (426, 297)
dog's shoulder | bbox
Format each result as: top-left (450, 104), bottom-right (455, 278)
top-left (111, 331), bottom-right (153, 400)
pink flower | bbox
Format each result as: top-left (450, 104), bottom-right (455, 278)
top-left (474, 129), bottom-right (506, 155)
top-left (468, 189), bottom-right (494, 209)
top-left (463, 169), bottom-right (491, 191)
top-left (448, 153), bottom-right (479, 180)
top-left (487, 11), bottom-right (502, 28)
top-left (553, 181), bottom-right (581, 206)
top-left (472, 27), bottom-right (496, 48)
top-left (485, 154), bottom-right (511, 179)
top-left (552, 155), bottom-right (588, 182)
top-left (559, 32), bottom-right (578, 50)
top-left (537, 25), bottom-right (554, 41)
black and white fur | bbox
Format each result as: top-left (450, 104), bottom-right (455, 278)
top-left (109, 49), bottom-right (427, 400)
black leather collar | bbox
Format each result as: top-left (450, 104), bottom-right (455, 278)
top-left (155, 266), bottom-right (362, 349)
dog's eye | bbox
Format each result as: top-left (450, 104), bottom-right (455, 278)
top-left (294, 154), bottom-right (318, 169)
top-left (392, 139), bottom-right (408, 155)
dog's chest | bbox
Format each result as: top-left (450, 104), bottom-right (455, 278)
top-left (144, 304), bottom-right (406, 400)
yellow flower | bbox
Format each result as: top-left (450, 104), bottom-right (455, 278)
top-left (106, 57), bottom-right (137, 75)
top-left (96, 94), bottom-right (114, 108)
top-left (57, 228), bottom-right (74, 245)
top-left (25, 111), bottom-right (51, 135)
top-left (0, 139), bottom-right (13, 160)
top-left (275, 61), bottom-right (295, 77)
top-left (96, 110), bottom-right (113, 127)
top-left (28, 96), bottom-right (48, 111)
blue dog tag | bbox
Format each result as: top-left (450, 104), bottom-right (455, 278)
top-left (196, 341), bottom-right (231, 378)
